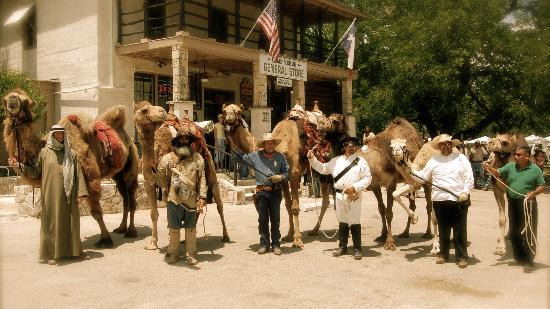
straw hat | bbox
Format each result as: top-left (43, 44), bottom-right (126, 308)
top-left (256, 132), bottom-right (282, 148)
top-left (431, 134), bottom-right (461, 149)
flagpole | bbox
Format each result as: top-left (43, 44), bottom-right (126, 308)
top-left (324, 18), bottom-right (356, 65)
top-left (240, 0), bottom-right (274, 47)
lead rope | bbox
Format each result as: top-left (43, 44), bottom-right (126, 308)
top-left (485, 168), bottom-right (537, 255)
top-left (309, 167), bottom-right (339, 239)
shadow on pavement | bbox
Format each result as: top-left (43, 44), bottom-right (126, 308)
top-left (82, 225), bottom-right (151, 249)
top-left (53, 251), bottom-right (105, 266)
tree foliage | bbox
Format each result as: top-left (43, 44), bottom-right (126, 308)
top-left (0, 69), bottom-right (47, 121)
top-left (342, 0), bottom-right (549, 138)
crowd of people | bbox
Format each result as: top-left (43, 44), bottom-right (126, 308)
top-left (9, 121), bottom-right (547, 268)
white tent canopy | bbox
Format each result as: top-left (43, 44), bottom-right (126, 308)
top-left (465, 136), bottom-right (490, 144)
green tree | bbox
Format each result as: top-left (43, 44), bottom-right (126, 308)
top-left (0, 69), bottom-right (47, 121)
top-left (346, 0), bottom-right (549, 138)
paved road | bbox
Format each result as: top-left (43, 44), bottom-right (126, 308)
top-left (1, 190), bottom-right (549, 308)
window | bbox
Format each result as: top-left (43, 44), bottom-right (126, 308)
top-left (146, 0), bottom-right (165, 39)
top-left (24, 7), bottom-right (36, 49)
top-left (134, 73), bottom-right (154, 103)
top-left (208, 8), bottom-right (228, 43)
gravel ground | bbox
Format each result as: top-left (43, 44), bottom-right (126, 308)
top-left (1, 189), bottom-right (549, 309)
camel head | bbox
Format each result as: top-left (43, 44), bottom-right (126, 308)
top-left (390, 138), bottom-right (408, 163)
top-left (222, 103), bottom-right (244, 126)
top-left (2, 88), bottom-right (34, 120)
top-left (133, 101), bottom-right (167, 128)
top-left (325, 113), bottom-right (348, 135)
top-left (487, 133), bottom-right (515, 155)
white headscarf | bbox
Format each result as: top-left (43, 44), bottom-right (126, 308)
top-left (46, 126), bottom-right (75, 201)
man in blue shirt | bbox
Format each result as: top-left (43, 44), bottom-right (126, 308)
top-left (243, 133), bottom-right (289, 255)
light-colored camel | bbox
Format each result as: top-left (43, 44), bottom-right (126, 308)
top-left (357, 118), bottom-right (434, 250)
top-left (134, 101), bottom-right (229, 250)
top-left (390, 138), bottom-right (448, 254)
top-left (221, 104), bottom-right (255, 154)
top-left (486, 133), bottom-right (527, 255)
top-left (3, 89), bottom-right (140, 248)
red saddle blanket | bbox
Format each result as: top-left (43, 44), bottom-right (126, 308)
top-left (94, 121), bottom-right (123, 169)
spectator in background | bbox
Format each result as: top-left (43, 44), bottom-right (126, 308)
top-left (468, 141), bottom-right (488, 189)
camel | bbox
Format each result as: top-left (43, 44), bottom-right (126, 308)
top-left (134, 101), bottom-right (229, 250)
top-left (221, 104), bottom-right (255, 154)
top-left (358, 119), bottom-right (434, 250)
top-left (389, 137), bottom-right (451, 254)
top-left (271, 107), bottom-right (348, 248)
top-left (2, 88), bottom-right (44, 187)
top-left (486, 133), bottom-right (527, 255)
top-left (3, 89), bottom-right (140, 248)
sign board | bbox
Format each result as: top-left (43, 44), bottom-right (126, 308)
top-left (259, 54), bottom-right (307, 81)
top-left (276, 77), bottom-right (292, 88)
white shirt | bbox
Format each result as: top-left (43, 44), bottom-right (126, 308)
top-left (413, 153), bottom-right (474, 202)
top-left (309, 152), bottom-right (372, 191)
top-left (361, 145), bottom-right (368, 152)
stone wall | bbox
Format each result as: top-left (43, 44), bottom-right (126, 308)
top-left (0, 177), bottom-right (19, 196)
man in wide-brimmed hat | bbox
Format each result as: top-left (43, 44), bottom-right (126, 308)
top-left (156, 130), bottom-right (206, 265)
top-left (242, 132), bottom-right (289, 255)
top-left (307, 135), bottom-right (372, 260)
top-left (414, 134), bottom-right (473, 268)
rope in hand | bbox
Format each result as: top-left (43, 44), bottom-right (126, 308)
top-left (484, 168), bottom-right (537, 255)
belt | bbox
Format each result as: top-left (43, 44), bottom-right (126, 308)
top-left (256, 185), bottom-right (276, 192)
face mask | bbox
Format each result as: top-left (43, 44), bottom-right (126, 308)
top-left (175, 145), bottom-right (191, 159)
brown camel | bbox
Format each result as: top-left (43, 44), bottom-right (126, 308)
top-left (357, 118), bottom-right (433, 250)
top-left (134, 101), bottom-right (230, 249)
top-left (221, 104), bottom-right (255, 153)
top-left (2, 88), bottom-right (44, 187)
top-left (271, 111), bottom-right (348, 248)
top-left (486, 133), bottom-right (527, 255)
top-left (3, 89), bottom-right (140, 248)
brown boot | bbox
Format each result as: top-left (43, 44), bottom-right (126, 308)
top-left (165, 228), bottom-right (181, 264)
top-left (185, 228), bottom-right (198, 265)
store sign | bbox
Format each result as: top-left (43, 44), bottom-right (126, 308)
top-left (276, 77), bottom-right (292, 87)
top-left (259, 54), bottom-right (307, 81)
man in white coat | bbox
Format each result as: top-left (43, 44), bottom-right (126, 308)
top-left (307, 136), bottom-right (372, 260)
top-left (413, 134), bottom-right (474, 268)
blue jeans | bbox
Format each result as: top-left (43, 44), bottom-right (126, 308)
top-left (471, 161), bottom-right (483, 189)
top-left (256, 189), bottom-right (282, 247)
top-left (215, 138), bottom-right (226, 169)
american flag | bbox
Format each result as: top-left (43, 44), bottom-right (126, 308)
top-left (258, 0), bottom-right (280, 61)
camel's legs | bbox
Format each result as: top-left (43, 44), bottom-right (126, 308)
top-left (211, 181), bottom-right (230, 242)
top-left (143, 178), bottom-right (159, 250)
top-left (392, 184), bottom-right (419, 224)
top-left (494, 186), bottom-right (507, 255)
top-left (289, 171), bottom-right (303, 248)
top-left (88, 192), bottom-right (114, 248)
top-left (308, 181), bottom-right (331, 236)
top-left (112, 171), bottom-right (138, 238)
top-left (281, 182), bottom-right (295, 241)
top-left (373, 186), bottom-right (387, 242)
top-left (384, 182), bottom-right (397, 250)
top-left (423, 184), bottom-right (434, 239)
top-left (399, 194), bottom-right (416, 238)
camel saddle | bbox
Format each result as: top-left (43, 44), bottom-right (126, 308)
top-left (94, 121), bottom-right (123, 169)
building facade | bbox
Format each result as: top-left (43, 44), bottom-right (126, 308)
top-left (1, 0), bottom-right (363, 138)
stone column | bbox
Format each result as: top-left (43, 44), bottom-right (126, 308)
top-left (342, 78), bottom-right (356, 137)
top-left (291, 79), bottom-right (305, 107)
top-left (172, 44), bottom-right (195, 119)
top-left (250, 61), bottom-right (271, 139)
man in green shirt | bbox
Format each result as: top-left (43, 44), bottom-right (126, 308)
top-left (483, 146), bottom-right (545, 266)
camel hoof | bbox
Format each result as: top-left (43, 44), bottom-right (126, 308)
top-left (493, 248), bottom-right (506, 256)
top-left (113, 226), bottom-right (127, 234)
top-left (307, 229), bottom-right (320, 236)
top-left (144, 241), bottom-right (158, 250)
top-left (282, 235), bottom-right (293, 242)
top-left (292, 239), bottom-right (304, 248)
top-left (384, 241), bottom-right (396, 251)
top-left (398, 232), bottom-right (410, 238)
top-left (422, 232), bottom-right (433, 239)
top-left (221, 235), bottom-right (230, 242)
top-left (374, 235), bottom-right (387, 243)
top-left (124, 227), bottom-right (137, 238)
top-left (430, 245), bottom-right (440, 255)
top-left (95, 238), bottom-right (114, 248)
top-left (411, 214), bottom-right (419, 225)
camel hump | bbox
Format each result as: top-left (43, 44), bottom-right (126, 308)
top-left (98, 105), bottom-right (127, 129)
